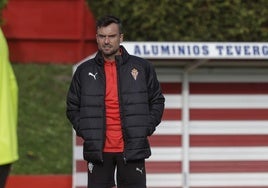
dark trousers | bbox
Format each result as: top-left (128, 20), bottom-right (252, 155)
top-left (88, 153), bottom-right (146, 188)
top-left (0, 164), bottom-right (11, 188)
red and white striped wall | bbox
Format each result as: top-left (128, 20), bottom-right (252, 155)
top-left (73, 66), bottom-right (268, 188)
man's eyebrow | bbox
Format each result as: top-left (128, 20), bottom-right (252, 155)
top-left (98, 34), bottom-right (118, 37)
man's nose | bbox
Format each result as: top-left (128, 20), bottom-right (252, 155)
top-left (104, 37), bottom-right (110, 44)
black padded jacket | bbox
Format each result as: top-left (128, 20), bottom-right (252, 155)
top-left (66, 46), bottom-right (165, 163)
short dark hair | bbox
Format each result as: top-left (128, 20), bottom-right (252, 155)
top-left (96, 15), bottom-right (123, 34)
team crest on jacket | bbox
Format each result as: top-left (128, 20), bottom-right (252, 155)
top-left (88, 162), bottom-right (94, 173)
top-left (131, 68), bottom-right (138, 80)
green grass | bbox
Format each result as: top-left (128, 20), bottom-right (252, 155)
top-left (11, 63), bottom-right (74, 174)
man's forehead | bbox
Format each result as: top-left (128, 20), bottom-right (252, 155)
top-left (97, 23), bottom-right (119, 33)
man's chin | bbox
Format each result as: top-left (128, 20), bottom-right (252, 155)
top-left (103, 52), bottom-right (113, 57)
top-left (102, 50), bottom-right (117, 57)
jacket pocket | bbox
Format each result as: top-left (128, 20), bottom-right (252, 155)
top-left (147, 116), bottom-right (155, 136)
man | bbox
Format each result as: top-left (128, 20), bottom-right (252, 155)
top-left (0, 28), bottom-right (19, 188)
top-left (66, 15), bottom-right (165, 188)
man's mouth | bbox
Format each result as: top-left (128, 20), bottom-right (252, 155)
top-left (103, 45), bottom-right (111, 49)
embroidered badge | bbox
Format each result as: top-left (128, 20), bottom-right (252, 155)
top-left (131, 68), bottom-right (138, 80)
top-left (88, 162), bottom-right (94, 173)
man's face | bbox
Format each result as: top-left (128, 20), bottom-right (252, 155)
top-left (96, 23), bottom-right (123, 60)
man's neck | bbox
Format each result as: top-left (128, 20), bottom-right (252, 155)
top-left (104, 56), bottom-right (116, 61)
top-left (103, 51), bottom-right (121, 61)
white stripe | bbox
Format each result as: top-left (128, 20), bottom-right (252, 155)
top-left (190, 173), bottom-right (268, 186)
top-left (75, 146), bottom-right (268, 161)
top-left (189, 69), bottom-right (268, 82)
top-left (147, 173), bottom-right (182, 187)
top-left (72, 131), bottom-right (77, 188)
top-left (157, 68), bottom-right (268, 83)
top-left (190, 94), bottom-right (268, 108)
top-left (75, 147), bottom-right (180, 161)
top-left (74, 172), bottom-right (182, 187)
top-left (74, 146), bottom-right (83, 160)
top-left (156, 120), bottom-right (268, 135)
top-left (190, 75), bottom-right (268, 82)
top-left (163, 94), bottom-right (181, 108)
top-left (73, 172), bottom-right (268, 187)
top-left (158, 75), bottom-right (181, 82)
top-left (148, 147), bottom-right (268, 161)
top-left (156, 121), bottom-right (181, 135)
top-left (190, 147), bottom-right (268, 161)
top-left (164, 94), bottom-right (268, 109)
top-left (149, 147), bottom-right (182, 161)
top-left (190, 120), bottom-right (268, 135)
top-left (74, 172), bottom-right (87, 186)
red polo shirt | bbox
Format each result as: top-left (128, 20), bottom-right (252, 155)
top-left (103, 60), bottom-right (124, 152)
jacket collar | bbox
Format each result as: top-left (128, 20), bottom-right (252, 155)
top-left (94, 45), bottom-right (130, 66)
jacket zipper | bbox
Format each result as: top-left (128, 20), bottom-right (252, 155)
top-left (115, 59), bottom-right (127, 164)
top-left (101, 64), bottom-right (106, 163)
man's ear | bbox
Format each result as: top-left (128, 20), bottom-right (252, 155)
top-left (96, 34), bottom-right (98, 42)
top-left (120, 34), bottom-right (124, 43)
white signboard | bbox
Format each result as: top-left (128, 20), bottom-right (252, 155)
top-left (122, 42), bottom-right (268, 59)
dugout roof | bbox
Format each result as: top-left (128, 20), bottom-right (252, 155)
top-left (122, 42), bottom-right (268, 68)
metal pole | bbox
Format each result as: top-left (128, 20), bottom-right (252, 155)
top-left (182, 71), bottom-right (190, 188)
top-left (181, 60), bottom-right (208, 188)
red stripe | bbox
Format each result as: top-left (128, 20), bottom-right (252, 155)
top-left (76, 160), bottom-right (87, 172)
top-left (146, 161), bottom-right (181, 173)
top-left (190, 83), bottom-right (268, 94)
top-left (77, 160), bottom-right (182, 173)
top-left (148, 135), bottom-right (268, 147)
top-left (161, 82), bottom-right (181, 94)
top-left (149, 135), bottom-right (181, 147)
top-left (148, 187), bottom-right (268, 188)
top-left (163, 109), bottom-right (181, 120)
top-left (191, 109), bottom-right (268, 120)
top-left (191, 135), bottom-right (268, 147)
top-left (165, 109), bottom-right (268, 120)
top-left (79, 135), bottom-right (268, 147)
top-left (148, 187), bottom-right (180, 188)
top-left (191, 187), bottom-right (268, 188)
top-left (76, 136), bottom-right (83, 146)
top-left (77, 160), bottom-right (268, 173)
top-left (191, 161), bottom-right (268, 173)
top-left (6, 175), bottom-right (72, 188)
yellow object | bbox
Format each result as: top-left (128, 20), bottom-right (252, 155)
top-left (0, 28), bottom-right (19, 165)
